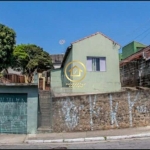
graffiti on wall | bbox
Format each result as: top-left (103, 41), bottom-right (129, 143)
top-left (128, 92), bottom-right (139, 127)
top-left (60, 91), bottom-right (150, 131)
top-left (137, 105), bottom-right (148, 113)
top-left (61, 97), bottom-right (84, 130)
top-left (109, 94), bottom-right (119, 127)
top-left (89, 95), bottom-right (100, 130)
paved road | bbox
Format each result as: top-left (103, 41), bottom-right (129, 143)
top-left (0, 138), bottom-right (150, 149)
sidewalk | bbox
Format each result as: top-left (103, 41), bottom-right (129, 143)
top-left (25, 126), bottom-right (150, 143)
top-left (1, 126), bottom-right (150, 144)
top-left (0, 134), bottom-right (27, 144)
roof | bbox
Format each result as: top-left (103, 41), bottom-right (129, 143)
top-left (71, 32), bottom-right (120, 47)
top-left (1, 67), bottom-right (22, 75)
top-left (50, 54), bottom-right (64, 64)
top-left (122, 41), bottom-right (147, 48)
top-left (120, 45), bottom-right (150, 67)
top-left (61, 46), bottom-right (72, 68)
top-left (61, 32), bottom-right (120, 68)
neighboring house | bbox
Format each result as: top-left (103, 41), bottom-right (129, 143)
top-left (34, 70), bottom-right (50, 91)
top-left (1, 67), bottom-right (25, 83)
top-left (2, 67), bottom-right (22, 75)
top-left (1, 67), bottom-right (50, 90)
top-left (51, 32), bottom-right (121, 94)
top-left (121, 41), bottom-right (147, 60)
top-left (51, 54), bottom-right (64, 69)
top-left (35, 54), bottom-right (65, 90)
top-left (120, 45), bottom-right (150, 87)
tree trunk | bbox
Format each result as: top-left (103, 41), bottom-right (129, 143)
top-left (26, 73), bottom-right (33, 83)
top-left (5, 68), bottom-right (8, 74)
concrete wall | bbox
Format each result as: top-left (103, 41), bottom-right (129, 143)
top-left (0, 83), bottom-right (38, 134)
top-left (51, 89), bottom-right (150, 132)
top-left (122, 41), bottom-right (146, 59)
top-left (51, 69), bottom-right (63, 88)
top-left (51, 49), bottom-right (73, 94)
top-left (62, 48), bottom-right (73, 87)
top-left (122, 42), bottom-right (134, 60)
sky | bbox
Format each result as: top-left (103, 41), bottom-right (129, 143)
top-left (1, 1), bottom-right (150, 54)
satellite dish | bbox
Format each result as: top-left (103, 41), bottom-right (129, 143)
top-left (59, 40), bottom-right (65, 45)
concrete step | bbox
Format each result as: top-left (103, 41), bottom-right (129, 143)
top-left (40, 103), bottom-right (50, 105)
top-left (39, 93), bottom-right (51, 96)
top-left (37, 127), bottom-right (52, 133)
top-left (40, 106), bottom-right (50, 109)
top-left (40, 115), bottom-right (51, 118)
top-left (40, 109), bottom-right (50, 112)
top-left (40, 122), bottom-right (51, 125)
top-left (40, 119), bottom-right (50, 122)
top-left (38, 91), bottom-right (51, 129)
top-left (39, 99), bottom-right (50, 102)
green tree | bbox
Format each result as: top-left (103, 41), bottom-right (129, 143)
top-left (0, 24), bottom-right (16, 72)
top-left (13, 44), bottom-right (53, 83)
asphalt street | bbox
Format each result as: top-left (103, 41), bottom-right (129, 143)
top-left (0, 137), bottom-right (150, 149)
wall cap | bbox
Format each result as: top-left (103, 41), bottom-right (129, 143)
top-left (0, 83), bottom-right (38, 86)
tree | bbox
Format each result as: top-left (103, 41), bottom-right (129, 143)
top-left (0, 24), bottom-right (16, 72)
top-left (13, 44), bottom-right (53, 83)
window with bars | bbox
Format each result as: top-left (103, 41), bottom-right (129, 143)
top-left (86, 57), bottom-right (106, 72)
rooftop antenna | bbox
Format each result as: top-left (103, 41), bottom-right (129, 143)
top-left (59, 39), bottom-right (66, 53)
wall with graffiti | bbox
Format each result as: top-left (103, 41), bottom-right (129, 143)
top-left (52, 89), bottom-right (150, 132)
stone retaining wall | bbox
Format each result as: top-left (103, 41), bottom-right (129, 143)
top-left (52, 89), bottom-right (150, 132)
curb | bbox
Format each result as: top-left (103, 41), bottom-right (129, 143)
top-left (25, 133), bottom-right (150, 143)
top-left (107, 133), bottom-right (150, 140)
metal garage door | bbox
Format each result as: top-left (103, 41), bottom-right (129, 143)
top-left (0, 93), bottom-right (27, 134)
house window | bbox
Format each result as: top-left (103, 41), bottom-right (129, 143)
top-left (87, 57), bottom-right (106, 71)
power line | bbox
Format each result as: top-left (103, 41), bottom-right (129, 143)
top-left (134, 27), bottom-right (150, 40)
top-left (122, 27), bottom-right (150, 47)
top-left (123, 18), bottom-right (150, 37)
top-left (121, 18), bottom-right (150, 47)
top-left (139, 30), bottom-right (150, 42)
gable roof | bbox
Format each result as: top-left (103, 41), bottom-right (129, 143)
top-left (1, 67), bottom-right (22, 75)
top-left (61, 32), bottom-right (121, 68)
top-left (71, 32), bottom-right (120, 47)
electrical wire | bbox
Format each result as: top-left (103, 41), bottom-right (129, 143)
top-left (134, 27), bottom-right (150, 40)
top-left (121, 27), bottom-right (150, 48)
top-left (139, 30), bottom-right (150, 42)
top-left (123, 18), bottom-right (150, 37)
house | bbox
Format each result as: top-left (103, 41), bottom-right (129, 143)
top-left (0, 67), bottom-right (50, 90)
top-left (51, 32), bottom-right (121, 95)
top-left (51, 54), bottom-right (64, 69)
top-left (35, 54), bottom-right (64, 90)
top-left (121, 41), bottom-right (147, 60)
top-left (120, 45), bottom-right (150, 87)
top-left (1, 67), bottom-right (25, 83)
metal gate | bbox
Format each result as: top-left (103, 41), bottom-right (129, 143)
top-left (0, 93), bottom-right (27, 134)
